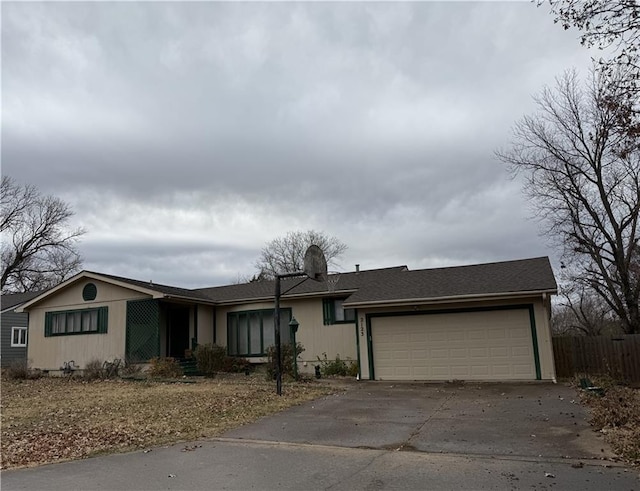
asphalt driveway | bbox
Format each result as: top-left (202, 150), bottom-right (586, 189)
top-left (224, 381), bottom-right (612, 460)
top-left (3, 381), bottom-right (639, 490)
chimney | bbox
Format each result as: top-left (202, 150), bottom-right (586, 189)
top-left (355, 264), bottom-right (360, 273)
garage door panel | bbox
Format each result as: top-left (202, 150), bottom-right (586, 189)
top-left (431, 366), bottom-right (450, 377)
top-left (468, 330), bottom-right (487, 340)
top-left (512, 346), bottom-right (530, 357)
top-left (450, 348), bottom-right (468, 358)
top-left (428, 331), bottom-right (447, 342)
top-left (412, 351), bottom-right (428, 361)
top-left (471, 366), bottom-right (490, 376)
top-left (490, 347), bottom-right (509, 357)
top-left (513, 364), bottom-right (535, 375)
top-left (371, 310), bottom-right (535, 381)
top-left (469, 348), bottom-right (489, 358)
top-left (492, 365), bottom-right (511, 376)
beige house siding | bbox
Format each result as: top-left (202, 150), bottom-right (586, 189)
top-left (196, 305), bottom-right (215, 345)
top-left (357, 295), bottom-right (555, 382)
top-left (285, 298), bottom-right (356, 371)
top-left (27, 280), bottom-right (150, 372)
top-left (215, 298), bottom-right (357, 373)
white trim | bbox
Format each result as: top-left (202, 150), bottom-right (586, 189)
top-left (10, 326), bottom-right (27, 347)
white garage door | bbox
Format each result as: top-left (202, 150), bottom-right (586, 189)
top-left (371, 309), bottom-right (536, 381)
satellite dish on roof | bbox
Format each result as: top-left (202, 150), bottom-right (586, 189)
top-left (303, 245), bottom-right (327, 282)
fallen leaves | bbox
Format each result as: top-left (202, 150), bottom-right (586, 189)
top-left (1, 375), bottom-right (334, 469)
top-left (581, 385), bottom-right (640, 466)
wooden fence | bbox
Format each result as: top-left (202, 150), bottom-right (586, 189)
top-left (552, 335), bottom-right (640, 383)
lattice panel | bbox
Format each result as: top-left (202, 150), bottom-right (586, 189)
top-left (126, 299), bottom-right (160, 362)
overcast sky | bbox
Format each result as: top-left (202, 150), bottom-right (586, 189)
top-left (2, 1), bottom-right (596, 288)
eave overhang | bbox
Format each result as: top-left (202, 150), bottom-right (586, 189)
top-left (15, 271), bottom-right (216, 312)
top-left (342, 288), bottom-right (558, 309)
top-left (213, 289), bottom-right (358, 306)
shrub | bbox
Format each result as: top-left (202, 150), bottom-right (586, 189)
top-left (4, 360), bottom-right (41, 380)
top-left (221, 356), bottom-right (253, 374)
top-left (120, 360), bottom-right (143, 377)
top-left (83, 358), bottom-right (104, 380)
top-left (317, 353), bottom-right (358, 377)
top-left (194, 343), bottom-right (227, 376)
top-left (148, 357), bottom-right (183, 378)
top-left (102, 358), bottom-right (122, 378)
top-left (266, 342), bottom-right (305, 380)
top-left (346, 359), bottom-right (359, 377)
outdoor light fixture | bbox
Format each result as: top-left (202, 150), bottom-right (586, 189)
top-left (289, 317), bottom-right (300, 380)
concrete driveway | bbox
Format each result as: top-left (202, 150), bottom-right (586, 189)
top-left (3, 381), bottom-right (639, 490)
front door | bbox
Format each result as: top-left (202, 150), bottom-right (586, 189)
top-left (167, 306), bottom-right (190, 358)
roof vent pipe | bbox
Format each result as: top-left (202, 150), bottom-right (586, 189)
top-left (355, 264), bottom-right (360, 273)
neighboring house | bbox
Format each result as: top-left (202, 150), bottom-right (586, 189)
top-left (17, 257), bottom-right (558, 382)
top-left (1, 290), bottom-right (47, 368)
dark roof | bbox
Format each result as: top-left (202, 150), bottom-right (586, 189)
top-left (194, 266), bottom-right (409, 303)
top-left (343, 257), bottom-right (557, 306)
top-left (16, 258), bottom-right (557, 310)
top-left (83, 271), bottom-right (213, 302)
top-left (1, 290), bottom-right (49, 312)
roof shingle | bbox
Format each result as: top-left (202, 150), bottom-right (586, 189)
top-left (343, 257), bottom-right (557, 306)
top-left (1, 290), bottom-right (49, 312)
top-left (14, 258), bottom-right (557, 310)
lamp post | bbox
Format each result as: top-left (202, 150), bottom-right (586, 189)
top-left (274, 272), bottom-right (305, 395)
top-left (289, 317), bottom-right (299, 380)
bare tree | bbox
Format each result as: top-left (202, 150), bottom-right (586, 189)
top-left (553, 284), bottom-right (623, 336)
top-left (1, 176), bottom-right (85, 293)
top-left (496, 68), bottom-right (640, 334)
top-left (255, 230), bottom-right (347, 279)
top-left (545, 0), bottom-right (640, 74)
top-left (543, 0), bottom-right (640, 136)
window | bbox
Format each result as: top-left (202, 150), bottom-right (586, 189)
top-left (227, 308), bottom-right (291, 356)
top-left (11, 327), bottom-right (27, 347)
top-left (45, 307), bottom-right (108, 336)
top-left (323, 298), bottom-right (356, 325)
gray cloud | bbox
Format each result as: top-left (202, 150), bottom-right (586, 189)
top-left (2, 2), bottom-right (593, 287)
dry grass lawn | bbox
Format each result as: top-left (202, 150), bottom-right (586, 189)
top-left (1, 375), bottom-right (335, 470)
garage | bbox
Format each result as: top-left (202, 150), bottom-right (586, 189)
top-left (370, 308), bottom-right (537, 381)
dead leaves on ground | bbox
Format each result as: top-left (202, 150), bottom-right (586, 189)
top-left (1, 376), bottom-right (333, 469)
top-left (581, 386), bottom-right (640, 466)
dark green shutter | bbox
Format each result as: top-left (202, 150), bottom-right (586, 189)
top-left (45, 312), bottom-right (53, 337)
top-left (322, 298), bottom-right (334, 325)
top-left (98, 307), bottom-right (108, 333)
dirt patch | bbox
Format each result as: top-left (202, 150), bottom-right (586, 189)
top-left (1, 375), bottom-right (334, 469)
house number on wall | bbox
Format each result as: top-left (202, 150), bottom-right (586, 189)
top-left (359, 317), bottom-right (365, 336)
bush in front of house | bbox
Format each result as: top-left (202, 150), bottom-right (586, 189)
top-left (194, 343), bottom-right (253, 375)
top-left (266, 342), bottom-right (305, 380)
top-left (120, 356), bottom-right (144, 377)
top-left (194, 343), bottom-right (226, 376)
top-left (83, 358), bottom-right (104, 380)
top-left (221, 356), bottom-right (253, 374)
top-left (3, 360), bottom-right (42, 380)
top-left (317, 353), bottom-right (358, 377)
top-left (148, 357), bottom-right (184, 378)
